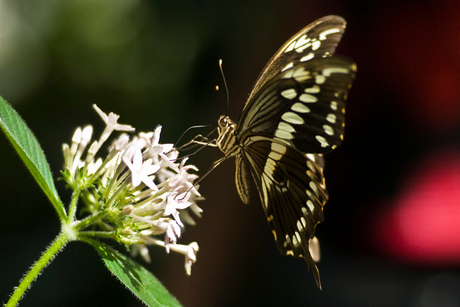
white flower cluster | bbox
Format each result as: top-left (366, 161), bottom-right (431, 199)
top-left (62, 105), bottom-right (202, 275)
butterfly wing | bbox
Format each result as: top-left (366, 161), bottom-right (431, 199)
top-left (240, 137), bottom-right (328, 288)
top-left (237, 56), bottom-right (356, 154)
top-left (224, 15), bottom-right (356, 288)
top-left (246, 15), bottom-right (348, 104)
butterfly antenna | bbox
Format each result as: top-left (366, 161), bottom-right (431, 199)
top-left (218, 59), bottom-right (230, 113)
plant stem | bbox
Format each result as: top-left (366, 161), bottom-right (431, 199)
top-left (74, 210), bottom-right (107, 231)
top-left (5, 232), bottom-right (70, 307)
top-left (67, 188), bottom-right (81, 224)
top-left (78, 231), bottom-right (116, 240)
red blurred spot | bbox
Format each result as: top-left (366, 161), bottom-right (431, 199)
top-left (374, 149), bottom-right (460, 264)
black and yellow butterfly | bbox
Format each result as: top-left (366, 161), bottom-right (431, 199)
top-left (215, 15), bottom-right (356, 288)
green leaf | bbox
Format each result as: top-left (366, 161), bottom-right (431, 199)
top-left (0, 97), bottom-right (66, 220)
top-left (88, 238), bottom-right (182, 307)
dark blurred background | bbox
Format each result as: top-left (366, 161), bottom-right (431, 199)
top-left (2, 0), bottom-right (460, 306)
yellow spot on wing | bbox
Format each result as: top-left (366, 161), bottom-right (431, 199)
top-left (269, 150), bottom-right (283, 161)
top-left (309, 181), bottom-right (318, 194)
top-left (302, 207), bottom-right (308, 215)
top-left (284, 40), bottom-right (296, 53)
top-left (271, 142), bottom-right (287, 154)
top-left (274, 129), bottom-right (294, 140)
top-left (291, 102), bottom-right (311, 113)
top-left (281, 62), bottom-right (294, 72)
top-left (326, 113), bottom-right (336, 123)
top-left (278, 121), bottom-right (296, 132)
top-left (323, 124), bottom-right (334, 135)
top-left (299, 93), bottom-right (318, 103)
top-left (330, 101), bottom-right (338, 110)
top-left (297, 220), bottom-right (303, 232)
top-left (281, 88), bottom-right (297, 99)
top-left (281, 112), bottom-right (304, 125)
top-left (315, 75), bottom-right (326, 84)
top-left (319, 28), bottom-right (340, 40)
top-left (311, 40), bottom-right (321, 50)
top-left (301, 217), bottom-right (306, 228)
top-left (323, 67), bottom-right (350, 76)
top-left (292, 68), bottom-right (311, 82)
top-left (315, 135), bottom-right (329, 147)
top-left (294, 35), bottom-right (311, 53)
top-left (300, 52), bottom-right (314, 62)
top-left (294, 232), bottom-right (301, 247)
top-left (305, 85), bottom-right (320, 93)
top-left (307, 200), bottom-right (315, 212)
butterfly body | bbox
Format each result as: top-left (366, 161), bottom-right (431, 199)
top-left (216, 15), bottom-right (356, 289)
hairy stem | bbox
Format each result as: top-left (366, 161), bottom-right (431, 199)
top-left (6, 232), bottom-right (70, 307)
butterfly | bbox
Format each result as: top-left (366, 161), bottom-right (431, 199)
top-left (214, 15), bottom-right (356, 289)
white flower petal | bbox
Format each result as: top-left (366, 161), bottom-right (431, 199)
top-left (93, 104), bottom-right (108, 122)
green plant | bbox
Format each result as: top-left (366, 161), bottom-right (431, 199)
top-left (1, 98), bottom-right (202, 307)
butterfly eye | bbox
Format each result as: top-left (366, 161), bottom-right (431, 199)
top-left (218, 116), bottom-right (228, 128)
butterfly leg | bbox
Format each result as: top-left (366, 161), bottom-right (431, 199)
top-left (193, 134), bottom-right (218, 147)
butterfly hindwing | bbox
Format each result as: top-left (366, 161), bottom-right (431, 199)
top-left (237, 56), bottom-right (356, 153)
top-left (239, 137), bottom-right (328, 287)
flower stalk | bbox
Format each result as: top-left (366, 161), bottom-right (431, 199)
top-left (6, 232), bottom-right (70, 307)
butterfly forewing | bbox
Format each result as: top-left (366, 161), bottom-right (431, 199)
top-left (237, 56), bottom-right (356, 153)
top-left (247, 15), bottom-right (347, 104)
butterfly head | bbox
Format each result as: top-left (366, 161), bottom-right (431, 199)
top-left (218, 115), bottom-right (231, 129)
top-left (217, 115), bottom-right (236, 135)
